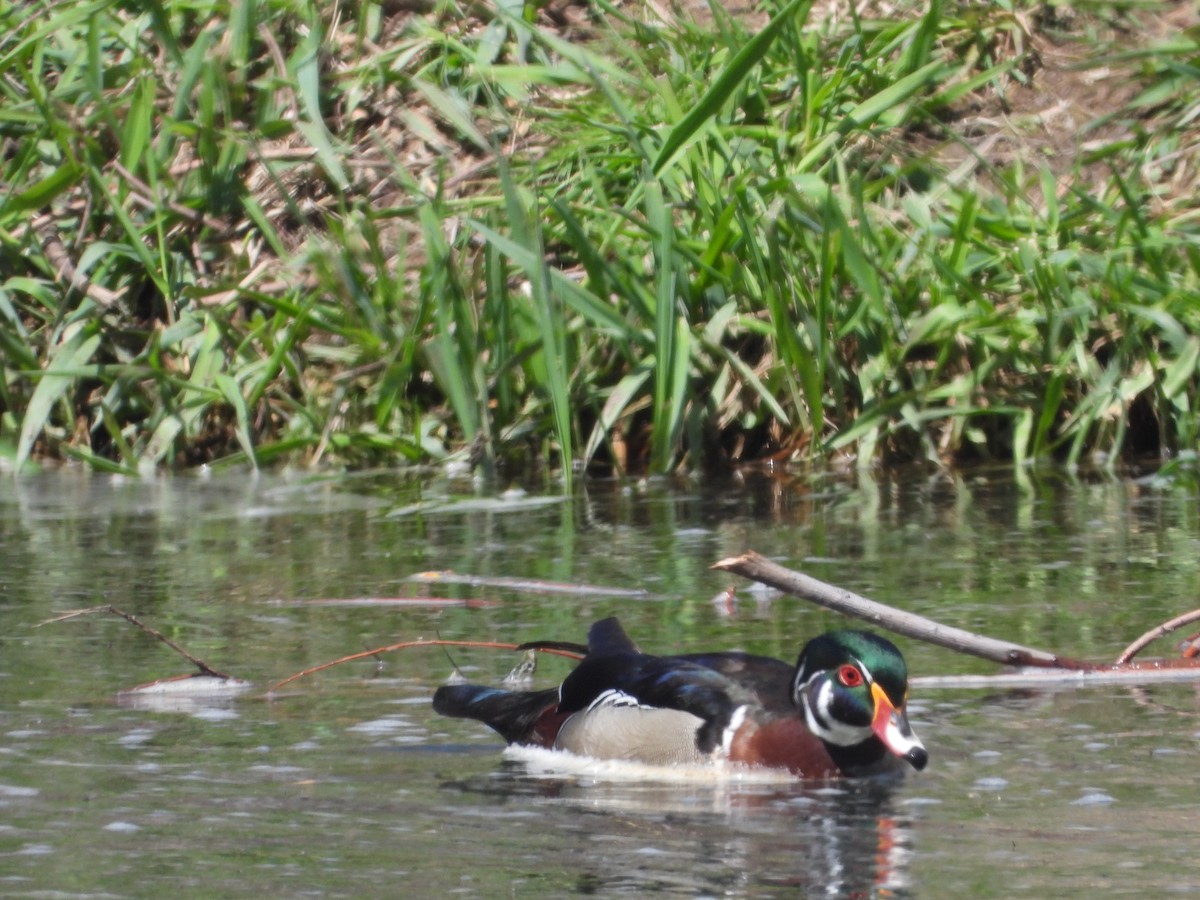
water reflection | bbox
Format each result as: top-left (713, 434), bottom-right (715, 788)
top-left (440, 752), bottom-right (916, 896)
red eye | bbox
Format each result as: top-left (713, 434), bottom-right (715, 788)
top-left (837, 664), bottom-right (864, 687)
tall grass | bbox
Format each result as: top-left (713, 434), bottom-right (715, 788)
top-left (1, 0), bottom-right (1197, 478)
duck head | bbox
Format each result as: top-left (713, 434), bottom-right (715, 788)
top-left (792, 630), bottom-right (927, 771)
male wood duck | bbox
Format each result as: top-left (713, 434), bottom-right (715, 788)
top-left (433, 617), bottom-right (927, 778)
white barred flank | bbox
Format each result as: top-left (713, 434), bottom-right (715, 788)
top-left (554, 705), bottom-right (708, 765)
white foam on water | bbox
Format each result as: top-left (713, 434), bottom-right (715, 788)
top-left (346, 715), bottom-right (414, 734)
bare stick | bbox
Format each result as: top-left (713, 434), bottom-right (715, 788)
top-left (1115, 608), bottom-right (1200, 664)
top-left (712, 551), bottom-right (1094, 669)
top-left (266, 639), bottom-right (585, 695)
top-left (914, 662), bottom-right (1200, 690)
top-left (38, 605), bottom-right (230, 679)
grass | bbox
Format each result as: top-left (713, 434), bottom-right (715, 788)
top-left (1, 0), bottom-right (1198, 480)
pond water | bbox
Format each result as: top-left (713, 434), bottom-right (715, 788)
top-left (1, 467), bottom-right (1199, 896)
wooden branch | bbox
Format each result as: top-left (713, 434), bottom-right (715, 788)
top-left (914, 660), bottom-right (1200, 690)
top-left (38, 605), bottom-right (231, 679)
top-left (1115, 608), bottom-right (1200, 664)
top-left (712, 551), bottom-right (1095, 669)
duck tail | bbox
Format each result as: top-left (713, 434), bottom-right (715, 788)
top-left (433, 684), bottom-right (560, 745)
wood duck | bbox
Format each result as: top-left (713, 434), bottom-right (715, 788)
top-left (433, 617), bottom-right (927, 778)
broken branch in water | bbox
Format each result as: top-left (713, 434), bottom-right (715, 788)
top-left (406, 571), bottom-right (653, 597)
top-left (1115, 608), bottom-right (1200, 664)
top-left (712, 551), bottom-right (1094, 669)
top-left (913, 662), bottom-right (1200, 690)
top-left (266, 597), bottom-right (499, 609)
top-left (266, 639), bottom-right (586, 695)
top-left (37, 605), bottom-right (230, 680)
top-left (712, 551), bottom-right (1200, 688)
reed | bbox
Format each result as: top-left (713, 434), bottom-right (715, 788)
top-left (2, 0), bottom-right (1197, 477)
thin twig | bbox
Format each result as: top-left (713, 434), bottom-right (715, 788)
top-left (38, 605), bottom-right (230, 679)
top-left (32, 212), bottom-right (123, 307)
top-left (1115, 608), bottom-right (1200, 664)
top-left (113, 163), bottom-right (236, 236)
top-left (266, 639), bottom-right (585, 695)
top-left (712, 551), bottom-right (1094, 669)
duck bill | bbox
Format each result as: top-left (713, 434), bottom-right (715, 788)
top-left (870, 683), bottom-right (928, 771)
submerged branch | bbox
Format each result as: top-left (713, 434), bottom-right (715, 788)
top-left (38, 605), bottom-right (230, 679)
top-left (712, 551), bottom-right (1093, 669)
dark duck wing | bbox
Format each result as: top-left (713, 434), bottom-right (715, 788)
top-left (672, 651), bottom-right (795, 714)
top-left (556, 620), bottom-right (762, 755)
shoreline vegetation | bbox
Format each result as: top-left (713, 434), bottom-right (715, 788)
top-left (2, 0), bottom-right (1198, 483)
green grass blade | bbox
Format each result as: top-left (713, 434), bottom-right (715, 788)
top-left (467, 221), bottom-right (628, 334)
top-left (215, 373), bottom-right (258, 470)
top-left (652, 0), bottom-right (814, 175)
top-left (497, 160), bottom-right (574, 488)
top-left (15, 325), bottom-right (101, 472)
top-left (583, 365), bottom-right (652, 470)
top-left (418, 204), bottom-right (481, 443)
top-left (3, 161), bottom-right (83, 216)
top-left (646, 173), bottom-right (677, 472)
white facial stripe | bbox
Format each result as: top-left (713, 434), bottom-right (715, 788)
top-left (792, 667), bottom-right (822, 706)
top-left (803, 679), bottom-right (873, 747)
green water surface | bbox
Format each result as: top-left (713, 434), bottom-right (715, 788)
top-left (1, 468), bottom-right (1198, 896)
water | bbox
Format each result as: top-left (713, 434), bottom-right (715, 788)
top-left (2, 468), bottom-right (1200, 896)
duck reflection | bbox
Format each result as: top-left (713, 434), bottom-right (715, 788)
top-left (440, 755), bottom-right (913, 897)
